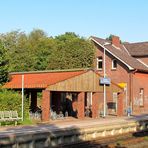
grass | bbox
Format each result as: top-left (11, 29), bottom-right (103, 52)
top-left (0, 118), bottom-right (38, 127)
top-left (19, 118), bottom-right (33, 125)
top-left (144, 136), bottom-right (148, 141)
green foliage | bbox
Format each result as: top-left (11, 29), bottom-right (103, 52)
top-left (0, 89), bottom-right (29, 119)
top-left (0, 40), bottom-right (9, 85)
top-left (144, 136), bottom-right (148, 141)
top-left (0, 30), bottom-right (95, 79)
top-left (106, 34), bottom-right (113, 41)
top-left (48, 32), bottom-right (95, 69)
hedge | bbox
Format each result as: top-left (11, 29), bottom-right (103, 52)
top-left (0, 89), bottom-right (29, 119)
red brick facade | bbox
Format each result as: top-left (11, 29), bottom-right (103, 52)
top-left (111, 36), bottom-right (121, 48)
top-left (42, 90), bottom-right (50, 121)
top-left (92, 92), bottom-right (99, 118)
top-left (94, 42), bottom-right (148, 115)
top-left (95, 44), bottom-right (129, 109)
top-left (132, 72), bottom-right (148, 114)
top-left (77, 92), bottom-right (85, 119)
top-left (117, 92), bottom-right (124, 116)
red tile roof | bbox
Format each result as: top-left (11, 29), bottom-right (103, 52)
top-left (124, 42), bottom-right (148, 56)
top-left (3, 70), bottom-right (87, 89)
top-left (91, 36), bottom-right (148, 72)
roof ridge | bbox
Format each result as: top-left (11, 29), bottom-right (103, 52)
top-left (10, 68), bottom-right (91, 75)
top-left (90, 36), bottom-right (111, 43)
top-left (124, 41), bottom-right (148, 44)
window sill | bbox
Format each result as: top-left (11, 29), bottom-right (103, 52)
top-left (111, 68), bottom-right (117, 71)
top-left (139, 105), bottom-right (144, 108)
top-left (97, 69), bottom-right (103, 71)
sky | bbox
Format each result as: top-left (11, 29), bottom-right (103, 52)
top-left (0, 0), bottom-right (148, 42)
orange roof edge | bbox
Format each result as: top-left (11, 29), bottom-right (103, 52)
top-left (3, 69), bottom-right (91, 89)
top-left (10, 68), bottom-right (90, 75)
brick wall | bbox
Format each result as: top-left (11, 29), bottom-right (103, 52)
top-left (77, 92), bottom-right (85, 119)
top-left (94, 44), bottom-right (130, 84)
top-left (92, 92), bottom-right (99, 118)
top-left (117, 92), bottom-right (124, 116)
top-left (94, 43), bottom-right (148, 115)
top-left (94, 44), bottom-right (130, 109)
top-left (132, 72), bottom-right (148, 114)
top-left (111, 35), bottom-right (121, 48)
top-left (42, 90), bottom-right (50, 121)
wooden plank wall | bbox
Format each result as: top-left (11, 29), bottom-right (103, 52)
top-left (47, 70), bottom-right (122, 93)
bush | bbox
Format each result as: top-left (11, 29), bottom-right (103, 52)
top-left (0, 89), bottom-right (30, 120)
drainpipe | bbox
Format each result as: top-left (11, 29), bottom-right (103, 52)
top-left (130, 72), bottom-right (134, 114)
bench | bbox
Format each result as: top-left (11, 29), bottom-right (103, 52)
top-left (50, 110), bottom-right (64, 120)
top-left (0, 111), bottom-right (21, 126)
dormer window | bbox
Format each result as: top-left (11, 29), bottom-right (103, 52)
top-left (97, 57), bottom-right (103, 70)
top-left (112, 59), bottom-right (117, 69)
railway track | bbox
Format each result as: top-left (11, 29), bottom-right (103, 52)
top-left (58, 130), bottom-right (148, 148)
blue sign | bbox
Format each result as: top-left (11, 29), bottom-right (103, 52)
top-left (100, 77), bottom-right (111, 85)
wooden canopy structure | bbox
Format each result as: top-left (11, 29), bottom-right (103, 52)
top-left (3, 69), bottom-right (124, 121)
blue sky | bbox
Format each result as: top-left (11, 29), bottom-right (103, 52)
top-left (0, 0), bottom-right (148, 42)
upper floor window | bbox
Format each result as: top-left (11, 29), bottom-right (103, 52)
top-left (112, 59), bottom-right (117, 69)
top-left (97, 57), bottom-right (103, 70)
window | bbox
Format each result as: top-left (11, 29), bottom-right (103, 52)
top-left (97, 57), bottom-right (103, 70)
top-left (139, 88), bottom-right (144, 106)
top-left (112, 59), bottom-right (117, 69)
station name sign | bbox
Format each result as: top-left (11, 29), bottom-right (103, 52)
top-left (100, 77), bottom-right (111, 85)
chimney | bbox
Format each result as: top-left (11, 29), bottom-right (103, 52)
top-left (111, 35), bottom-right (121, 48)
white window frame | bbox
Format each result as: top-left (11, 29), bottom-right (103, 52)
top-left (112, 59), bottom-right (117, 69)
top-left (97, 57), bottom-right (103, 70)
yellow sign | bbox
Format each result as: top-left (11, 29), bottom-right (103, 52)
top-left (118, 83), bottom-right (127, 88)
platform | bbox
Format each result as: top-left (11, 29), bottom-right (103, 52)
top-left (0, 114), bottom-right (147, 147)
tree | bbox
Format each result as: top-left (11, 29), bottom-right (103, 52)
top-left (26, 29), bottom-right (54, 70)
top-left (0, 29), bottom-right (54, 72)
top-left (0, 30), bottom-right (95, 72)
top-left (0, 30), bottom-right (29, 72)
top-left (0, 40), bottom-right (8, 85)
top-left (48, 32), bottom-right (95, 70)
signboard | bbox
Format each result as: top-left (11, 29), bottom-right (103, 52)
top-left (100, 77), bottom-right (111, 85)
top-left (118, 83), bottom-right (127, 88)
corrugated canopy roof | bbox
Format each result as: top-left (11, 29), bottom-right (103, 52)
top-left (3, 70), bottom-right (87, 89)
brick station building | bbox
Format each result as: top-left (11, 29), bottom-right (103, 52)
top-left (4, 69), bottom-right (123, 121)
top-left (90, 36), bottom-right (148, 115)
